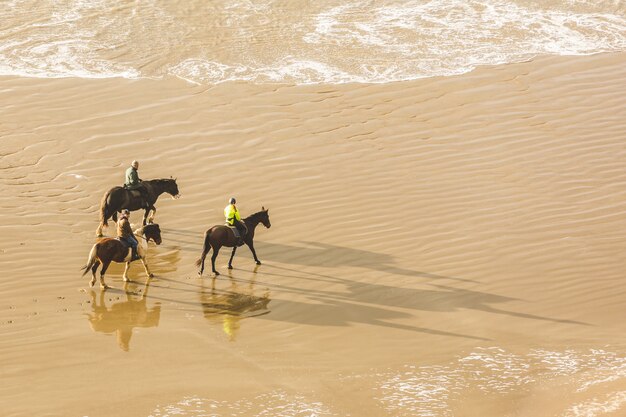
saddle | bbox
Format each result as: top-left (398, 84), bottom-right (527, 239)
top-left (123, 186), bottom-right (147, 208)
top-left (116, 238), bottom-right (134, 260)
top-left (117, 237), bottom-right (131, 249)
top-left (227, 225), bottom-right (245, 246)
top-left (227, 225), bottom-right (240, 238)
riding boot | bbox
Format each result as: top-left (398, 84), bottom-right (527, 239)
top-left (235, 222), bottom-right (246, 246)
top-left (131, 247), bottom-right (141, 261)
top-left (141, 190), bottom-right (150, 210)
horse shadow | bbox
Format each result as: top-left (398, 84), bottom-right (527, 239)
top-left (159, 228), bottom-right (204, 251)
top-left (199, 270), bottom-right (271, 342)
top-left (257, 241), bottom-right (476, 283)
top-left (250, 241), bottom-right (588, 329)
top-left (85, 281), bottom-right (161, 351)
top-left (147, 245), bottom-right (183, 276)
top-left (103, 245), bottom-right (182, 284)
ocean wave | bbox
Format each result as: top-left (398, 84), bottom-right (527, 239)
top-left (148, 390), bottom-right (336, 417)
top-left (369, 347), bottom-right (626, 417)
top-left (1, 0), bottom-right (625, 84)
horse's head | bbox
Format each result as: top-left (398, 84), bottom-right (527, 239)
top-left (165, 178), bottom-right (180, 199)
top-left (260, 206), bottom-right (271, 229)
top-left (143, 223), bottom-right (162, 245)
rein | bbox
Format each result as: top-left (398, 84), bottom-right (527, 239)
top-left (134, 227), bottom-right (150, 242)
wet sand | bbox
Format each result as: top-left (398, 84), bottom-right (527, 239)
top-left (1, 52), bottom-right (626, 416)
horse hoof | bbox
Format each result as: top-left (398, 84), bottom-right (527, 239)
top-left (123, 277), bottom-right (130, 282)
top-left (228, 265), bottom-right (233, 270)
top-left (214, 271), bottom-right (220, 276)
top-left (197, 271), bottom-right (203, 277)
top-left (149, 273), bottom-right (154, 278)
top-left (89, 281), bottom-right (95, 288)
top-left (256, 261), bottom-right (262, 265)
top-left (100, 284), bottom-right (109, 290)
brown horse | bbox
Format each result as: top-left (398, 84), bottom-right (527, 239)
top-left (82, 224), bottom-right (162, 289)
top-left (196, 208), bottom-right (271, 276)
top-left (96, 178), bottom-right (179, 237)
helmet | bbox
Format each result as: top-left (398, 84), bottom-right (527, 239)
top-left (229, 197), bottom-right (236, 204)
top-left (131, 160), bottom-right (139, 168)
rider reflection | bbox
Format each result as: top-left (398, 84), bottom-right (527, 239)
top-left (200, 271), bottom-right (270, 341)
top-left (85, 281), bottom-right (161, 351)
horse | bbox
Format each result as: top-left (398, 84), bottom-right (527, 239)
top-left (82, 224), bottom-right (162, 289)
top-left (96, 178), bottom-right (179, 237)
top-left (196, 208), bottom-right (271, 276)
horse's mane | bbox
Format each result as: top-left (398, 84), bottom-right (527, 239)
top-left (134, 223), bottom-right (160, 235)
top-left (145, 178), bottom-right (176, 184)
top-left (244, 210), bottom-right (267, 222)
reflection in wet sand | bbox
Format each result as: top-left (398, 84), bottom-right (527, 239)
top-left (86, 281), bottom-right (161, 351)
top-left (200, 271), bottom-right (270, 341)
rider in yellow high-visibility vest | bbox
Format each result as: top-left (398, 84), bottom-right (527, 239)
top-left (224, 197), bottom-right (247, 244)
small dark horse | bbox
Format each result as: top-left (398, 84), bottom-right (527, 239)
top-left (196, 208), bottom-right (271, 276)
top-left (96, 178), bottom-right (179, 236)
top-left (82, 224), bottom-right (162, 289)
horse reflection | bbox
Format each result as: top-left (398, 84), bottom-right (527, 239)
top-left (200, 273), bottom-right (270, 341)
top-left (86, 282), bottom-right (161, 351)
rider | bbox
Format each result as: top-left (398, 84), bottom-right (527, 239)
top-left (224, 197), bottom-right (247, 244)
top-left (117, 209), bottom-right (140, 261)
top-left (124, 160), bottom-right (149, 208)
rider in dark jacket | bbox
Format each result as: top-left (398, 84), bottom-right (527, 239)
top-left (124, 160), bottom-right (149, 208)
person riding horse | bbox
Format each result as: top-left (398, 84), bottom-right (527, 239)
top-left (124, 160), bottom-right (149, 208)
top-left (117, 209), bottom-right (140, 261)
top-left (224, 197), bottom-right (248, 245)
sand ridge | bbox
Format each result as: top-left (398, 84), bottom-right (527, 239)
top-left (1, 52), bottom-right (626, 416)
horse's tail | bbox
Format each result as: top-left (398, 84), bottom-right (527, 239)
top-left (81, 244), bottom-right (98, 276)
top-left (195, 229), bottom-right (212, 267)
top-left (99, 190), bottom-right (111, 230)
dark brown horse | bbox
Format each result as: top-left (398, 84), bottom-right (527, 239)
top-left (96, 178), bottom-right (179, 236)
top-left (196, 208), bottom-right (271, 276)
top-left (82, 224), bottom-right (162, 289)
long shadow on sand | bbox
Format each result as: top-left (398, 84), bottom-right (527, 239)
top-left (246, 241), bottom-right (589, 328)
top-left (110, 235), bottom-right (588, 342)
top-left (252, 240), bottom-right (477, 283)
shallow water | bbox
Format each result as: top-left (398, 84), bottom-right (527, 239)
top-left (1, 0), bottom-right (625, 83)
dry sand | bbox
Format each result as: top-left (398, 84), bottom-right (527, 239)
top-left (1, 52), bottom-right (626, 417)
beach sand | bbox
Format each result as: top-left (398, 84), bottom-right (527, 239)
top-left (1, 52), bottom-right (626, 416)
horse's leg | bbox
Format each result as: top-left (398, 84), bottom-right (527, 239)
top-left (99, 261), bottom-right (111, 289)
top-left (141, 257), bottom-right (154, 279)
top-left (122, 262), bottom-right (131, 282)
top-left (90, 261), bottom-right (100, 287)
top-left (211, 245), bottom-right (221, 276)
top-left (228, 247), bottom-right (237, 270)
top-left (96, 211), bottom-right (110, 237)
top-left (147, 206), bottom-right (156, 224)
top-left (246, 241), bottom-right (262, 265)
top-left (142, 207), bottom-right (150, 226)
